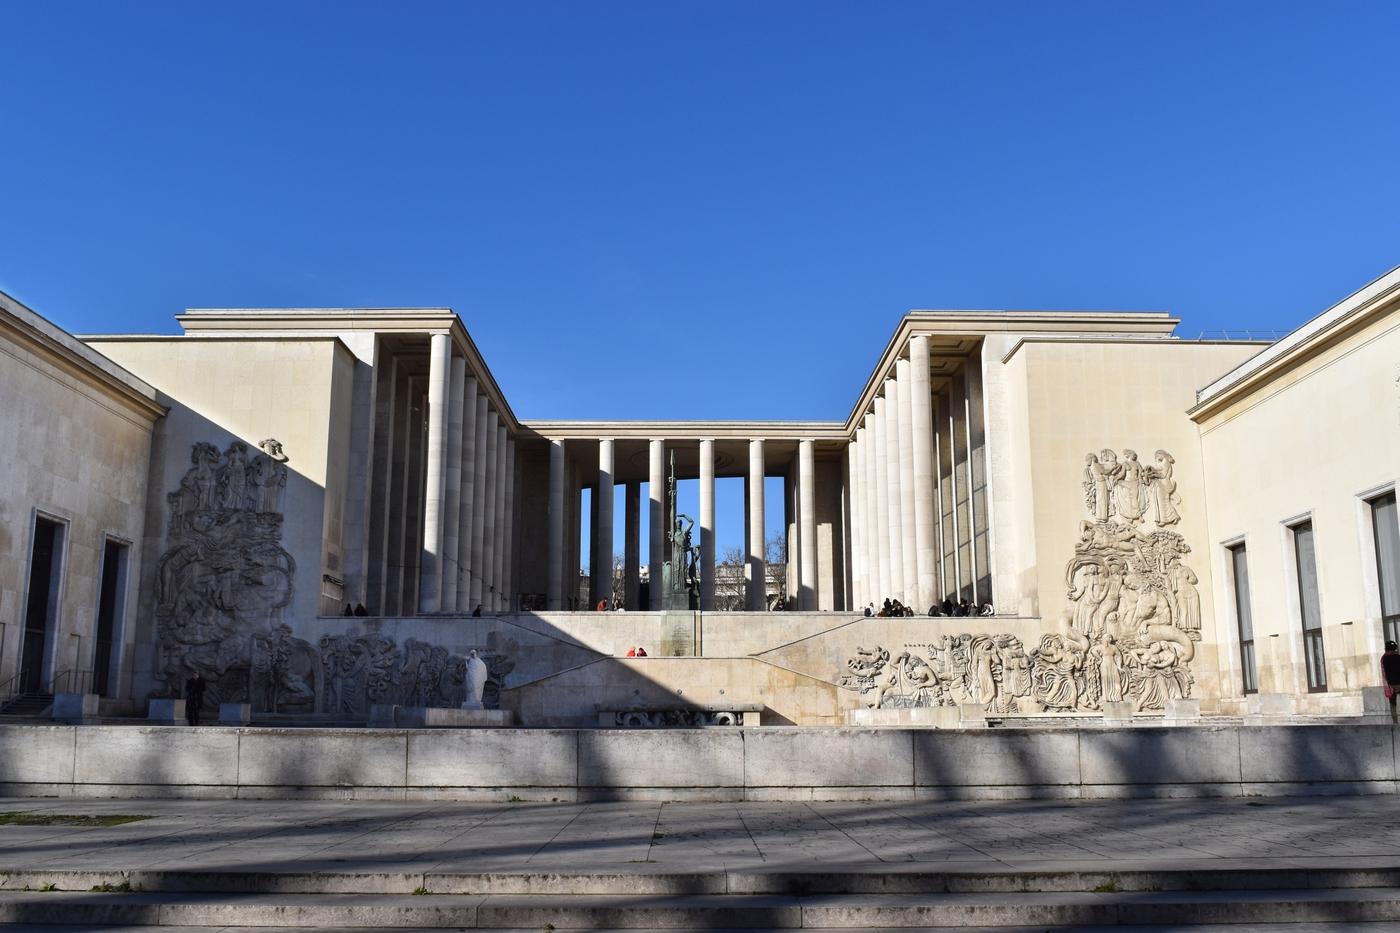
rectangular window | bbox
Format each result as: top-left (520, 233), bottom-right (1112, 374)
top-left (1293, 520), bottom-right (1327, 692)
top-left (1229, 543), bottom-right (1257, 694)
top-left (1371, 492), bottom-right (1400, 647)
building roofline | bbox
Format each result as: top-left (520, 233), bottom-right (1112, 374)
top-left (1189, 262), bottom-right (1400, 420)
top-left (0, 289), bottom-right (166, 420)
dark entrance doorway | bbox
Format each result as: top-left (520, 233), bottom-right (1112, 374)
top-left (93, 539), bottom-right (128, 697)
top-left (21, 516), bottom-right (64, 694)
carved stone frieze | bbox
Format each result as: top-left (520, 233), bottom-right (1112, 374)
top-left (610, 709), bottom-right (744, 727)
top-left (155, 440), bottom-right (300, 711)
top-left (317, 633), bottom-right (514, 716)
top-left (839, 445), bottom-right (1200, 714)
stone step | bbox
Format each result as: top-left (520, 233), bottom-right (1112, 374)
top-left (8, 863), bottom-right (1400, 896)
top-left (5, 888), bottom-right (1400, 928)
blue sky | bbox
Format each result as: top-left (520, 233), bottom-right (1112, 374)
top-left (4, 2), bottom-right (1399, 567)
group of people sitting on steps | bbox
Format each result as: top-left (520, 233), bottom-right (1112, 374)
top-left (864, 597), bottom-right (994, 618)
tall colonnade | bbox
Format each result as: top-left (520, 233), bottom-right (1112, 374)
top-left (365, 331), bottom-right (518, 616)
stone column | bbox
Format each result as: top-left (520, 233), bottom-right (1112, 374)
top-left (480, 410), bottom-right (499, 612)
top-left (442, 356), bottom-right (465, 611)
top-left (469, 393), bottom-right (489, 609)
top-left (863, 412), bottom-right (879, 608)
top-left (624, 481), bottom-right (640, 610)
top-left (699, 438), bottom-right (716, 611)
top-left (547, 439), bottom-right (565, 610)
top-left (845, 431), bottom-right (856, 607)
top-left (871, 399), bottom-right (891, 604)
top-left (454, 376), bottom-right (478, 611)
top-left (963, 367), bottom-right (980, 605)
top-left (493, 422), bottom-right (508, 610)
top-left (419, 333), bottom-right (452, 612)
top-left (503, 438), bottom-right (516, 612)
top-left (798, 438), bottom-right (817, 610)
top-left (594, 438), bottom-right (615, 608)
top-left (909, 336), bottom-right (936, 611)
top-left (932, 394), bottom-right (947, 601)
top-left (747, 439), bottom-right (766, 611)
top-left (947, 390), bottom-right (963, 601)
top-left (896, 358), bottom-right (917, 607)
top-left (648, 439), bottom-right (664, 610)
top-left (882, 378), bottom-right (906, 604)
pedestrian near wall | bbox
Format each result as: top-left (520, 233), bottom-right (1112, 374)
top-left (1382, 641), bottom-right (1400, 723)
top-left (184, 672), bottom-right (207, 726)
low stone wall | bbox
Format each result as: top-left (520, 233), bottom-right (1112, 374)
top-left (0, 723), bottom-right (1394, 802)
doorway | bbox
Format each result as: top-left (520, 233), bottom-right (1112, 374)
top-left (93, 539), bottom-right (129, 697)
top-left (20, 516), bottom-right (65, 694)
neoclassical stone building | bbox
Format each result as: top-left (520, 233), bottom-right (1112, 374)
top-left (1, 263), bottom-right (1396, 725)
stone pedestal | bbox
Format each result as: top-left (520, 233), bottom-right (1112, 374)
top-left (1101, 700), bottom-right (1134, 723)
top-left (1245, 693), bottom-right (1296, 722)
top-left (1362, 686), bottom-right (1396, 722)
top-left (959, 703), bottom-right (987, 727)
top-left (1165, 698), bottom-right (1201, 722)
top-left (843, 706), bottom-right (959, 728)
top-left (369, 704), bottom-right (514, 728)
top-left (53, 693), bottom-right (98, 725)
top-left (1015, 696), bottom-right (1042, 715)
top-left (219, 703), bottom-right (252, 726)
top-left (148, 698), bottom-right (186, 724)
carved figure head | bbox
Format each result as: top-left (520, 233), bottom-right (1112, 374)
top-left (1099, 449), bottom-right (1118, 465)
top-left (1123, 449), bottom-right (1138, 463)
top-left (259, 438), bottom-right (289, 462)
top-left (1154, 449), bottom-right (1173, 467)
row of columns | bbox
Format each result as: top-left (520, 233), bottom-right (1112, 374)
top-left (849, 335), bottom-right (984, 611)
top-left (418, 333), bottom-right (516, 614)
top-left (546, 438), bottom-right (818, 611)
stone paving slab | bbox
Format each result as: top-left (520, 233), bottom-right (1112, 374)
top-left (4, 794), bottom-right (1400, 883)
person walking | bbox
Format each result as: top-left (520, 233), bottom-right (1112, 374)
top-left (184, 672), bottom-right (207, 726)
top-left (1382, 641), bottom-right (1400, 723)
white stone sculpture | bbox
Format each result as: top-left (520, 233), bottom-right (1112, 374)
top-left (462, 650), bottom-right (489, 710)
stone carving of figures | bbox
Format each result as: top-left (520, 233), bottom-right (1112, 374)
top-left (1099, 635), bottom-right (1124, 703)
top-left (252, 449), bottom-right (288, 514)
top-left (1128, 641), bottom-right (1188, 711)
top-left (1067, 562), bottom-right (1103, 638)
top-left (997, 636), bottom-right (1032, 701)
top-left (462, 649), bottom-right (489, 710)
top-left (965, 635), bottom-right (998, 706)
top-left (1083, 453), bottom-right (1112, 521)
top-left (1098, 449), bottom-right (1122, 517)
top-left (1146, 450), bottom-right (1181, 526)
top-left (220, 442), bottom-right (249, 510)
top-left (1169, 563), bottom-right (1201, 635)
top-left (1030, 634), bottom-right (1080, 711)
top-left (181, 442), bottom-right (221, 511)
top-left (1115, 450), bottom-right (1147, 523)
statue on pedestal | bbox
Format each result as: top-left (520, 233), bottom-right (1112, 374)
top-left (461, 650), bottom-right (489, 710)
top-left (661, 451), bottom-right (702, 610)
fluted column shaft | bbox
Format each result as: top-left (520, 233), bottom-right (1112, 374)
top-left (547, 439), bottom-right (565, 610)
top-left (624, 482), bottom-right (640, 610)
top-left (909, 336), bottom-right (936, 610)
top-left (882, 379), bottom-right (906, 603)
top-left (442, 357), bottom-right (465, 611)
top-left (896, 358), bottom-right (917, 607)
top-left (648, 440), bottom-right (664, 609)
top-left (594, 439), bottom-right (615, 607)
top-left (419, 333), bottom-right (452, 612)
top-left (468, 394), bottom-right (488, 608)
top-left (699, 439), bottom-right (716, 610)
top-left (503, 438), bottom-right (516, 612)
top-left (748, 439), bottom-right (766, 611)
top-left (872, 401), bottom-right (891, 603)
top-left (455, 376), bottom-right (478, 610)
top-left (850, 431), bottom-right (865, 607)
top-left (480, 411), bottom-right (499, 611)
top-left (798, 438), bottom-right (817, 610)
top-left (492, 422), bottom-right (508, 610)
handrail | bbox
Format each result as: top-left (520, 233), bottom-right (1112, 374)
top-left (0, 671), bottom-right (22, 706)
top-left (46, 670), bottom-right (93, 696)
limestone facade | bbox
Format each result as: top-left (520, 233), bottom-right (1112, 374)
top-left (0, 264), bottom-right (1397, 726)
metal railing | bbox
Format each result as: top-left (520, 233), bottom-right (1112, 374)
top-left (47, 670), bottom-right (94, 696)
top-left (1190, 329), bottom-right (1286, 342)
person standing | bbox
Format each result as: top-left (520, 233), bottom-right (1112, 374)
top-left (1382, 641), bottom-right (1400, 723)
top-left (184, 672), bottom-right (207, 726)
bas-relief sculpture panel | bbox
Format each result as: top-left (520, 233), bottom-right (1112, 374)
top-left (155, 440), bottom-right (512, 714)
top-left (840, 447), bottom-right (1201, 714)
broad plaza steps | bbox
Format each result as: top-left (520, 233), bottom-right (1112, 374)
top-left (6, 795), bottom-right (1400, 929)
top-left (4, 720), bottom-right (1400, 801)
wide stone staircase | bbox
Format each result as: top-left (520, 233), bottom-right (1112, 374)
top-left (6, 865), bottom-right (1400, 929)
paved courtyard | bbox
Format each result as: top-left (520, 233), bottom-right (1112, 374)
top-left (2, 793), bottom-right (1400, 877)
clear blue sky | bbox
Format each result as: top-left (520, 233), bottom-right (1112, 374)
top-left (3, 2), bottom-right (1399, 422)
top-left (4, 2), bottom-right (1399, 569)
